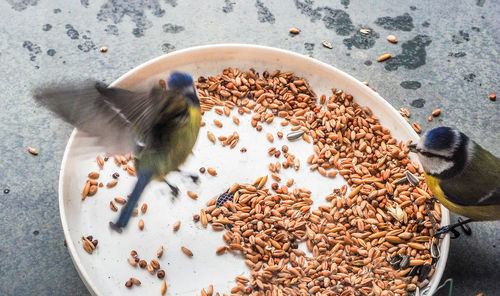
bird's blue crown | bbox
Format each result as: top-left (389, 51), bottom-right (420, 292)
top-left (168, 72), bottom-right (194, 89)
top-left (423, 126), bottom-right (457, 151)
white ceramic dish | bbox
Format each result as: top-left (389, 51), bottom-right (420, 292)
top-left (59, 44), bottom-right (450, 296)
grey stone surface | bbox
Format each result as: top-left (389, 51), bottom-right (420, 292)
top-left (0, 0), bottom-right (498, 295)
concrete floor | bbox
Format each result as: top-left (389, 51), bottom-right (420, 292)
top-left (0, 0), bottom-right (498, 295)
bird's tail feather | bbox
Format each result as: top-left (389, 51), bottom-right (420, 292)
top-left (114, 169), bottom-right (154, 228)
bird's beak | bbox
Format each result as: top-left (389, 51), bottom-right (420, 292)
top-left (408, 143), bottom-right (418, 153)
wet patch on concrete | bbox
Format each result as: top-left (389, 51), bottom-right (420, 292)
top-left (22, 41), bottom-right (41, 61)
top-left (162, 23), bottom-right (184, 33)
top-left (78, 33), bottom-right (97, 52)
top-left (464, 73), bottom-right (476, 82)
top-left (304, 42), bottom-right (314, 56)
top-left (222, 0), bottom-right (235, 13)
top-left (96, 0), bottom-right (169, 37)
top-left (410, 98), bottom-right (425, 108)
top-left (161, 43), bottom-right (175, 53)
top-left (255, 0), bottom-right (275, 24)
top-left (46, 49), bottom-right (56, 56)
top-left (384, 35), bottom-right (432, 71)
top-left (105, 25), bottom-right (119, 35)
top-left (452, 30), bottom-right (470, 44)
top-left (64, 25), bottom-right (97, 52)
top-left (400, 81), bottom-right (421, 89)
top-left (42, 24), bottom-right (52, 31)
top-left (449, 52), bottom-right (467, 58)
top-left (343, 27), bottom-right (379, 49)
top-left (65, 24), bottom-right (79, 39)
top-left (6, 0), bottom-right (38, 11)
top-left (322, 7), bottom-right (354, 36)
top-left (375, 13), bottom-right (414, 31)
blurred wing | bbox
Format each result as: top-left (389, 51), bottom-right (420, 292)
top-left (33, 80), bottom-right (170, 155)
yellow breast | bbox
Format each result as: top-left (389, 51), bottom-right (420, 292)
top-left (425, 174), bottom-right (500, 220)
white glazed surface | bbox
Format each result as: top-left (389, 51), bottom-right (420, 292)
top-left (59, 44), bottom-right (450, 296)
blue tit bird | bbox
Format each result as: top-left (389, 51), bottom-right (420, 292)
top-left (34, 72), bottom-right (201, 231)
top-left (409, 126), bottom-right (500, 237)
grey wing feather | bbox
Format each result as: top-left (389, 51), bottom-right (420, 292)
top-left (34, 80), bottom-right (169, 155)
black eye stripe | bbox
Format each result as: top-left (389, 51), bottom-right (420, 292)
top-left (417, 149), bottom-right (454, 161)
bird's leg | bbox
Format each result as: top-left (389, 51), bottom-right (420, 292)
top-left (434, 218), bottom-right (473, 239)
top-left (164, 179), bottom-right (179, 197)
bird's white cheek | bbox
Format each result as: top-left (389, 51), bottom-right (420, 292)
top-left (418, 155), bottom-right (453, 175)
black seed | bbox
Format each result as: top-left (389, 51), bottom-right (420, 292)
top-left (408, 265), bottom-right (421, 277)
top-left (3, 189), bottom-right (9, 194)
top-left (86, 235), bottom-right (93, 241)
top-left (399, 255), bottom-right (410, 269)
top-left (92, 240), bottom-right (98, 247)
top-left (112, 172), bottom-right (119, 179)
top-left (418, 264), bottom-right (432, 281)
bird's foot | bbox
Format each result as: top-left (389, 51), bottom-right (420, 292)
top-left (185, 173), bottom-right (199, 183)
top-left (164, 180), bottom-right (179, 197)
top-left (434, 217), bottom-right (472, 239)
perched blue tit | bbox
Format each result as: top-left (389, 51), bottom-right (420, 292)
top-left (409, 127), bottom-right (500, 225)
top-left (34, 72), bottom-right (201, 230)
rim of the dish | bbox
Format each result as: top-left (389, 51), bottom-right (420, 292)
top-left (58, 43), bottom-right (450, 296)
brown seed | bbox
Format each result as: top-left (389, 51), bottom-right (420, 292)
top-left (157, 269), bottom-right (165, 279)
top-left (106, 180), bottom-right (118, 188)
top-left (489, 93), bottom-right (496, 101)
top-left (88, 185), bottom-right (98, 196)
top-left (193, 214), bottom-right (200, 221)
top-left (214, 119), bottom-right (223, 128)
top-left (157, 246), bottom-right (164, 258)
top-left (82, 181), bottom-right (91, 200)
top-left (138, 219), bottom-right (144, 230)
top-left (114, 197), bottom-right (126, 204)
top-left (289, 27), bottom-right (300, 34)
top-left (240, 147), bottom-right (247, 153)
top-left (150, 259), bottom-right (160, 270)
top-left (173, 220), bottom-right (181, 231)
top-left (27, 147), bottom-right (38, 155)
top-left (127, 258), bottom-right (137, 267)
top-left (233, 116), bottom-right (240, 125)
top-left (96, 156), bottom-right (105, 169)
top-left (181, 246), bottom-right (193, 257)
top-left (428, 116), bottom-right (433, 121)
top-left (412, 122), bottom-right (422, 133)
top-left (88, 172), bottom-right (99, 179)
top-left (130, 277), bottom-right (141, 286)
top-left (82, 239), bottom-right (93, 254)
top-left (161, 280), bottom-right (167, 295)
top-left (266, 133), bottom-right (274, 143)
top-left (432, 109), bottom-right (441, 116)
top-left (139, 260), bottom-right (147, 268)
top-left (377, 53), bottom-right (391, 62)
top-left (109, 201), bottom-right (118, 212)
top-left (141, 203), bottom-right (148, 213)
top-left (99, 46), bottom-right (108, 52)
top-left (125, 280), bottom-right (133, 288)
top-left (207, 168), bottom-right (217, 176)
top-left (187, 191), bottom-right (198, 199)
top-left (201, 209), bottom-right (207, 227)
top-left (199, 167), bottom-right (205, 173)
top-left (216, 246), bottom-right (227, 255)
top-left (387, 35), bottom-right (398, 43)
top-left (207, 131), bottom-right (216, 143)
